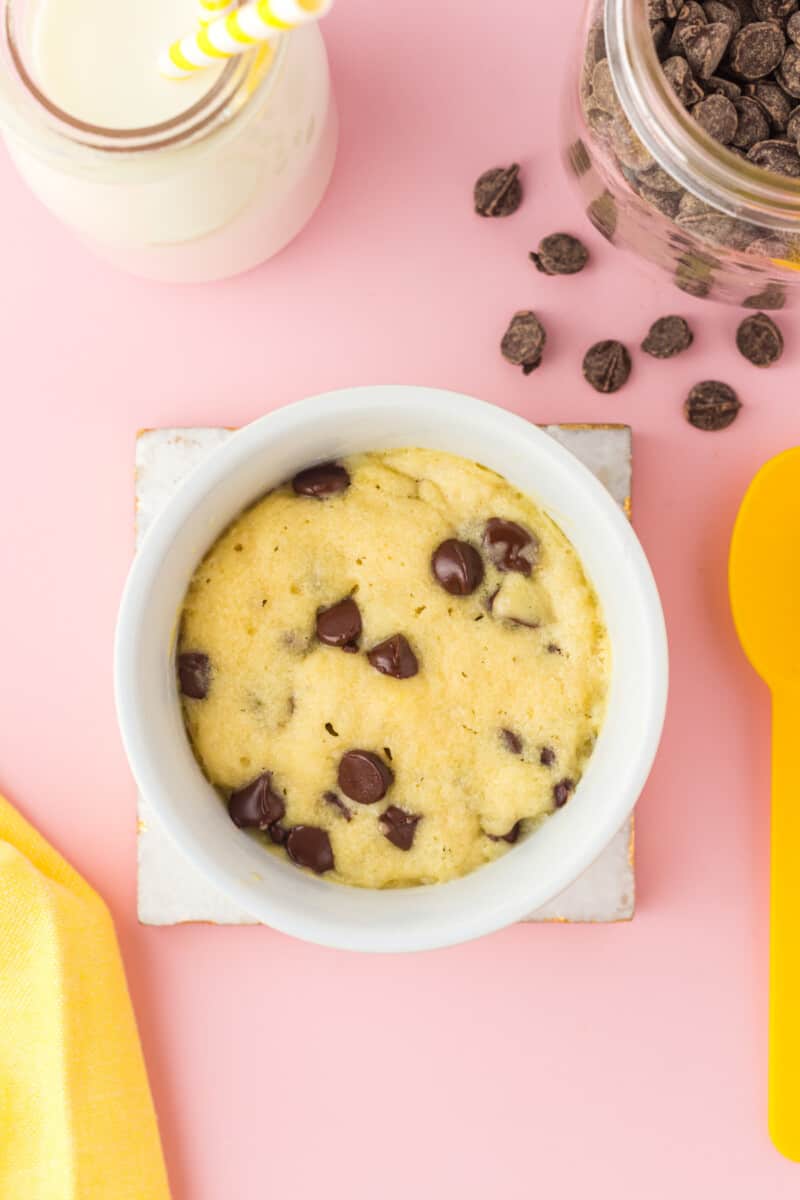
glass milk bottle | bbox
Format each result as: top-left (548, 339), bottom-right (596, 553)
top-left (565, 0), bottom-right (800, 307)
top-left (0, 0), bottom-right (338, 282)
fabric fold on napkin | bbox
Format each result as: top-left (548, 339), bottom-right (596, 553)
top-left (0, 793), bottom-right (171, 1200)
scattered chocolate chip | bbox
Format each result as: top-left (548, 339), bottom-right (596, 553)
top-left (729, 21), bottom-right (786, 78)
top-left (684, 380), bottom-right (742, 429)
top-left (286, 826), bottom-right (334, 873)
top-left (431, 539), bottom-right (484, 595)
top-left (178, 651), bottom-right (211, 699)
top-left (582, 340), bottom-right (632, 393)
top-left (474, 163), bottom-right (522, 217)
top-left (316, 597), bottom-right (362, 652)
top-left (228, 772), bottom-right (285, 830)
top-left (500, 310), bottom-right (547, 373)
top-left (292, 462), bottom-right (350, 498)
top-left (747, 135), bottom-right (800, 170)
top-left (694, 90), bottom-right (740, 138)
top-left (553, 778), bottom-right (575, 808)
top-left (642, 315), bottom-right (694, 357)
top-left (501, 728), bottom-right (523, 754)
top-left (338, 750), bottom-right (393, 804)
top-left (379, 805), bottom-right (421, 851)
top-left (736, 310), bottom-right (784, 363)
top-left (530, 233), bottom-right (589, 275)
top-left (367, 634), bottom-right (419, 679)
top-left (325, 721), bottom-right (339, 737)
top-left (483, 519), bottom-right (539, 576)
top-left (487, 821), bottom-right (523, 844)
top-left (323, 790), bottom-right (352, 821)
top-left (540, 746), bottom-right (556, 767)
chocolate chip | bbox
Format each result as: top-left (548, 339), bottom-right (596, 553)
top-left (540, 746), bottom-right (556, 767)
top-left (642, 315), bottom-right (694, 357)
top-left (582, 340), bottom-right (632, 393)
top-left (323, 790), bottom-right (352, 820)
top-left (487, 821), bottom-right (523, 844)
top-left (705, 2), bottom-right (743, 34)
top-left (338, 750), bottom-right (393, 804)
top-left (367, 634), bottom-right (419, 679)
top-left (553, 778), bottom-right (575, 808)
top-left (268, 823), bottom-right (288, 845)
top-left (788, 9), bottom-right (800, 42)
top-left (547, 642), bottom-right (562, 655)
top-left (500, 310), bottom-right (547, 373)
top-left (228, 772), bottom-right (285, 830)
top-left (729, 21), bottom-right (786, 78)
top-left (530, 233), bottom-right (589, 275)
top-left (483, 519), bottom-right (539, 576)
top-left (684, 380), bottom-right (742, 429)
top-left (743, 281), bottom-right (786, 306)
top-left (736, 311), bottom-right (784, 363)
top-left (379, 805), bottom-right (421, 851)
top-left (786, 101), bottom-right (800, 136)
top-left (178, 652), bottom-right (211, 699)
top-left (683, 21), bottom-right (733, 76)
top-left (474, 163), bottom-right (522, 217)
top-left (731, 94), bottom-right (771, 143)
top-left (431, 539), bottom-right (484, 595)
top-left (779, 42), bottom-right (800, 92)
top-left (286, 826), bottom-right (334, 873)
top-left (694, 90), bottom-right (740, 137)
top-left (753, 0), bottom-right (797, 17)
top-left (705, 73), bottom-right (743, 96)
top-left (663, 54), bottom-right (706, 104)
top-left (292, 462), bottom-right (350, 498)
top-left (316, 597), bottom-right (362, 652)
top-left (325, 721), bottom-right (339, 736)
top-left (501, 728), bottom-right (523, 754)
top-left (747, 79), bottom-right (791, 126)
top-left (746, 134), bottom-right (800, 169)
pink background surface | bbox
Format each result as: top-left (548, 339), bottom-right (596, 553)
top-left (0, 0), bottom-right (798, 1194)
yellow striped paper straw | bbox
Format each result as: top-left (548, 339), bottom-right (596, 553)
top-left (160, 0), bottom-right (333, 79)
top-left (198, 0), bottom-right (237, 25)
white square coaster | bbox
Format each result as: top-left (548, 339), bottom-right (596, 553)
top-left (135, 425), bottom-right (634, 926)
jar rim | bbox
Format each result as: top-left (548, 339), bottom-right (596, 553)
top-left (607, 0), bottom-right (800, 231)
top-left (0, 0), bottom-right (282, 155)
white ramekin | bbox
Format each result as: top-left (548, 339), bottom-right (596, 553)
top-left (114, 387), bottom-right (668, 953)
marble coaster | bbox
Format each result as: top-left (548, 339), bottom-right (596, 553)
top-left (134, 425), bottom-right (634, 926)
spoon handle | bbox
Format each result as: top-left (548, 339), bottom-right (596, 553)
top-left (770, 689), bottom-right (800, 1161)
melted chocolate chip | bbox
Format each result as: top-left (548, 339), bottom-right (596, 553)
top-left (379, 805), bottom-right (421, 850)
top-left (483, 519), bottom-right (540, 575)
top-left (540, 746), bottom-right (556, 767)
top-left (316, 597), bottom-right (362, 652)
top-left (338, 750), bottom-right (394, 804)
top-left (228, 772), bottom-right (286, 830)
top-left (286, 825), bottom-right (334, 873)
top-left (488, 821), bottom-right (523, 844)
top-left (323, 790), bottom-right (352, 821)
top-left (431, 539), bottom-right (485, 595)
top-left (291, 462), bottom-right (350, 499)
top-left (178, 651), bottom-right (211, 699)
top-left (501, 729), bottom-right (523, 754)
top-left (553, 778), bottom-right (575, 808)
top-left (268, 823), bottom-right (288, 845)
top-left (367, 634), bottom-right (419, 679)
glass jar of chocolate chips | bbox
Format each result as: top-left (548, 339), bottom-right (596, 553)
top-left (567, 0), bottom-right (800, 305)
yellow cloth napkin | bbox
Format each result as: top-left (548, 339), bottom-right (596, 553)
top-left (0, 794), bottom-right (171, 1200)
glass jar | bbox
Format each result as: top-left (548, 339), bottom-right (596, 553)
top-left (565, 0), bottom-right (800, 306)
top-left (0, 0), bottom-right (337, 283)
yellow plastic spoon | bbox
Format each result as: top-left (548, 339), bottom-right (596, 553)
top-left (730, 446), bottom-right (800, 1162)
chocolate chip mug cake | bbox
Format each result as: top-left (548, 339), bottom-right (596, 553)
top-left (177, 449), bottom-right (610, 888)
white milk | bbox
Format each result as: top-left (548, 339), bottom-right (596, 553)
top-left (33, 0), bottom-right (228, 128)
top-left (0, 0), bottom-right (337, 281)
